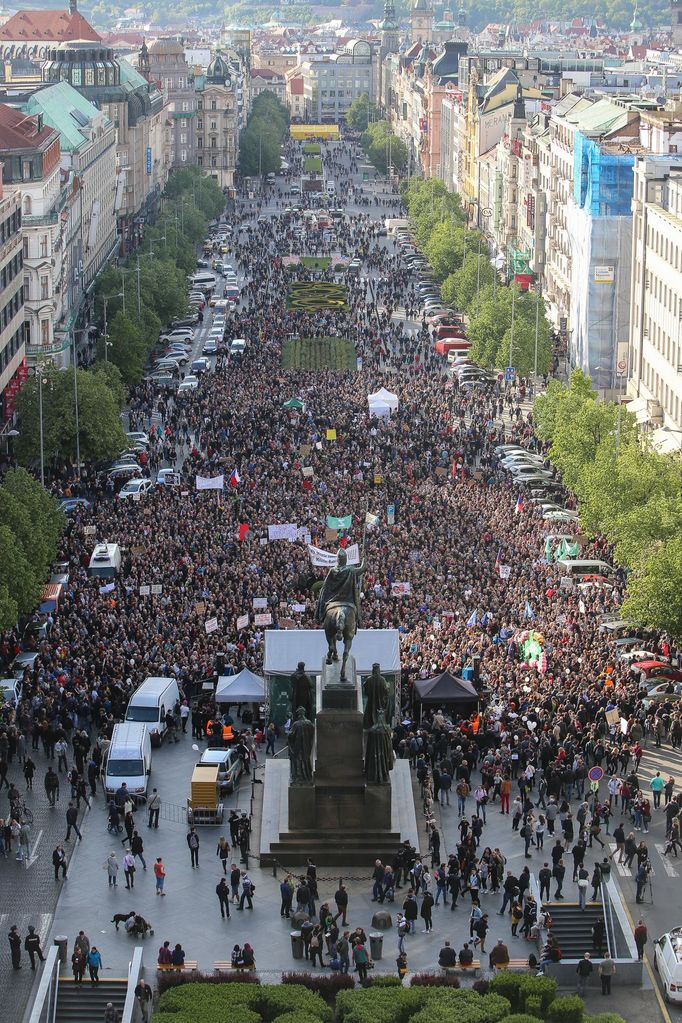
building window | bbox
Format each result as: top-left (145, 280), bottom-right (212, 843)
top-left (211, 156), bottom-right (217, 167)
top-left (85, 68), bottom-right (94, 85)
top-left (198, 155), bottom-right (203, 167)
top-left (40, 320), bottom-right (49, 346)
top-left (211, 100), bottom-right (217, 110)
top-left (40, 275), bottom-right (49, 300)
top-left (40, 235), bottom-right (48, 258)
top-left (180, 133), bottom-right (187, 144)
top-left (211, 121), bottom-right (217, 130)
top-left (22, 160), bottom-right (32, 181)
top-left (198, 119), bottom-right (203, 129)
top-left (197, 137), bottom-right (203, 149)
top-left (198, 99), bottom-right (203, 110)
top-left (181, 150), bottom-right (187, 162)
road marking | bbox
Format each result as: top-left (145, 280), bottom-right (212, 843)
top-left (655, 844), bottom-right (679, 877)
top-left (608, 844), bottom-right (631, 877)
top-left (25, 828), bottom-right (43, 869)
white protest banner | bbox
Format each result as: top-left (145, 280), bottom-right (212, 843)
top-left (254, 612), bottom-right (272, 626)
top-left (83, 525), bottom-right (96, 536)
top-left (267, 523), bottom-right (298, 541)
top-left (302, 466), bottom-right (314, 478)
top-left (139, 585), bottom-right (151, 596)
top-left (132, 492), bottom-right (141, 502)
top-left (292, 603), bottom-right (307, 613)
top-left (498, 565), bottom-right (512, 580)
top-left (259, 538), bottom-right (267, 546)
top-left (252, 597), bottom-right (268, 609)
top-left (205, 617), bottom-right (219, 634)
top-left (279, 618), bottom-right (295, 629)
top-left (236, 613), bottom-right (250, 631)
top-left (303, 531), bottom-right (311, 545)
top-left (307, 543), bottom-right (360, 568)
top-left (151, 584), bottom-right (162, 595)
top-left (196, 474), bottom-right (224, 491)
top-left (391, 582), bottom-right (411, 596)
top-left (99, 582), bottom-right (115, 594)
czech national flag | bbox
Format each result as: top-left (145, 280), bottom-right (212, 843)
top-left (229, 468), bottom-right (241, 488)
top-left (515, 495), bottom-right (524, 515)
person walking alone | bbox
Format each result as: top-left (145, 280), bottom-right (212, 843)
top-left (147, 789), bottom-right (160, 829)
top-left (65, 802), bottom-right (82, 842)
top-left (87, 946), bottom-right (102, 984)
top-left (104, 852), bottom-right (118, 888)
top-left (154, 857), bottom-right (166, 895)
top-left (216, 877), bottom-right (231, 919)
top-left (187, 827), bottom-right (200, 868)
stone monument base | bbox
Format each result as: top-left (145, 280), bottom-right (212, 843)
top-left (260, 758), bottom-right (418, 867)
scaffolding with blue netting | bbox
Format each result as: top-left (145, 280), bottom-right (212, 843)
top-left (573, 132), bottom-right (635, 218)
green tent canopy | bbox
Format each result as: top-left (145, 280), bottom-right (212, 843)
top-left (283, 398), bottom-right (305, 410)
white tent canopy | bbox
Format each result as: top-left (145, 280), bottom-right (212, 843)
top-left (368, 402), bottom-right (391, 418)
top-left (368, 387), bottom-right (399, 412)
top-left (215, 668), bottom-right (265, 703)
top-left (264, 629), bottom-right (400, 675)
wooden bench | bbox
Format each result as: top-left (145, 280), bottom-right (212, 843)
top-left (213, 962), bottom-right (256, 973)
top-left (157, 961), bottom-right (198, 973)
top-left (442, 960), bottom-right (481, 977)
top-left (495, 960), bottom-right (530, 972)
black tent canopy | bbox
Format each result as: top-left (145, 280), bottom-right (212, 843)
top-left (414, 670), bottom-right (478, 703)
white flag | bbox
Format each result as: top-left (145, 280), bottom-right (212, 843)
top-left (365, 512), bottom-right (379, 527)
top-left (196, 474), bottom-right (224, 491)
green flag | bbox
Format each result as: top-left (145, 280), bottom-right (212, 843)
top-left (326, 514), bottom-right (352, 530)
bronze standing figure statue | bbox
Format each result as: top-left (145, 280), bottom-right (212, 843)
top-left (290, 661), bottom-right (313, 720)
top-left (288, 707), bottom-right (315, 784)
top-left (365, 710), bottom-right (394, 784)
top-left (315, 548), bottom-right (366, 682)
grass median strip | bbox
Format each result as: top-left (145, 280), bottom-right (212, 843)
top-left (282, 337), bottom-right (357, 371)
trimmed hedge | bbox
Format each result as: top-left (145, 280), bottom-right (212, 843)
top-left (157, 971), bottom-right (261, 996)
top-left (410, 973), bottom-right (460, 987)
top-left (281, 972), bottom-right (356, 996)
top-left (504, 1016), bottom-right (546, 1023)
top-left (586, 1016), bottom-right (626, 1023)
top-left (524, 996), bottom-right (542, 1019)
top-left (155, 983), bottom-right (331, 1023)
top-left (546, 997), bottom-right (584, 1023)
top-left (489, 975), bottom-right (557, 1016)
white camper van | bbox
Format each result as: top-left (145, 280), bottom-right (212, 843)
top-left (88, 543), bottom-right (122, 578)
top-left (104, 722), bottom-right (152, 803)
top-left (125, 676), bottom-right (180, 746)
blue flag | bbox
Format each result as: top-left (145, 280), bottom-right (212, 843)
top-left (524, 601), bottom-right (535, 620)
top-left (466, 609), bottom-right (478, 627)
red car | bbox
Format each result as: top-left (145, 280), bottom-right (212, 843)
top-left (630, 659), bottom-right (682, 682)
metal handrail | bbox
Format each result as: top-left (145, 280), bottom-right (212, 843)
top-left (26, 944), bottom-right (60, 1023)
top-left (122, 946), bottom-right (145, 1023)
top-left (600, 878), bottom-right (614, 959)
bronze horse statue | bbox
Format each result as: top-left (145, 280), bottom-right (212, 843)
top-left (322, 604), bottom-right (357, 682)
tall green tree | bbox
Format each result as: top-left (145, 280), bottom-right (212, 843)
top-left (346, 92), bottom-right (379, 133)
top-left (622, 537), bottom-right (682, 641)
top-left (16, 367), bottom-right (127, 467)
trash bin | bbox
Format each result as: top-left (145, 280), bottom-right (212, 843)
top-left (54, 936), bottom-right (68, 963)
top-left (369, 932), bottom-right (383, 961)
top-left (290, 931), bottom-right (304, 960)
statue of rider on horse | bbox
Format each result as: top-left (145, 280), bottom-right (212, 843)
top-left (315, 548), bottom-right (366, 682)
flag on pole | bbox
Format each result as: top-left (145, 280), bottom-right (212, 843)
top-left (466, 609), bottom-right (478, 627)
top-left (494, 548), bottom-right (502, 571)
top-left (365, 512), bottom-right (379, 528)
top-left (238, 523), bottom-right (250, 541)
top-left (524, 600), bottom-right (535, 620)
top-left (515, 495), bottom-right (524, 514)
top-left (229, 468), bottom-right (241, 488)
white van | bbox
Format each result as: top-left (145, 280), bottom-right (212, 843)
top-left (654, 928), bottom-right (682, 1002)
top-left (104, 723), bottom-right (152, 803)
top-left (126, 676), bottom-right (180, 746)
top-left (88, 543), bottom-right (122, 579)
top-left (557, 559), bottom-right (615, 578)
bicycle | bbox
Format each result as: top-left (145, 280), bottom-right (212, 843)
top-left (10, 799), bottom-right (33, 826)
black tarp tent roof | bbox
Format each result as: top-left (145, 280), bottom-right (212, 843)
top-left (414, 671), bottom-right (478, 703)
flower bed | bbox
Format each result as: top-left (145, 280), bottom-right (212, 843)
top-left (299, 257), bottom-right (332, 271)
top-left (282, 337), bottom-right (356, 371)
top-left (286, 281), bottom-right (348, 312)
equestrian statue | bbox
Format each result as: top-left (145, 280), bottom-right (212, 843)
top-left (315, 548), bottom-right (366, 682)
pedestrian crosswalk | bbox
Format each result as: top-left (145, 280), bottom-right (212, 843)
top-left (0, 912), bottom-right (53, 948)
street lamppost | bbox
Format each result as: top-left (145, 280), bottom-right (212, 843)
top-left (102, 292), bottom-right (124, 363)
top-left (28, 365), bottom-right (48, 487)
top-left (477, 208), bottom-right (493, 318)
top-left (508, 284), bottom-right (517, 378)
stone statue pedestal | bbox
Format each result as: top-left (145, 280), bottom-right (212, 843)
top-left (274, 654), bottom-right (396, 862)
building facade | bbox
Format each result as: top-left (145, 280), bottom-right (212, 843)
top-left (300, 41), bottom-right (374, 123)
top-left (146, 37), bottom-right (196, 169)
top-left (0, 174), bottom-right (26, 424)
top-left (195, 53), bottom-right (240, 188)
top-left (0, 104), bottom-right (67, 364)
top-left (42, 40), bottom-right (166, 254)
top-left (25, 81), bottom-right (117, 362)
top-left (628, 156), bottom-right (682, 441)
